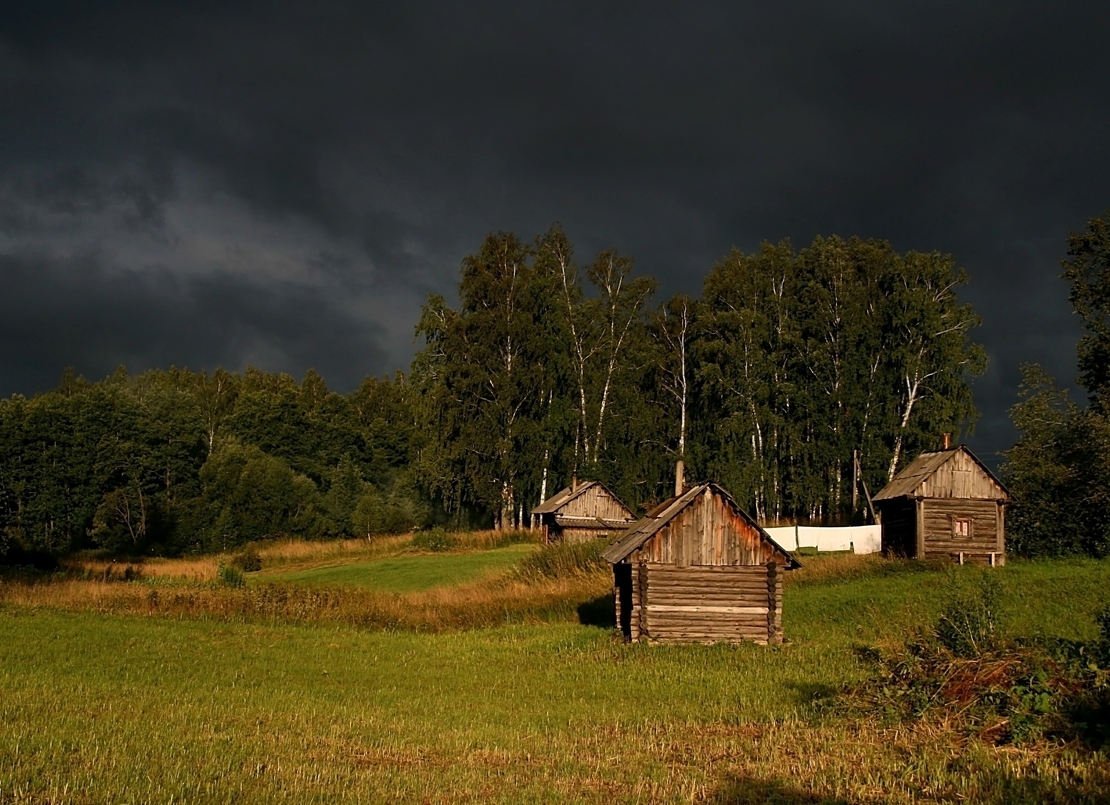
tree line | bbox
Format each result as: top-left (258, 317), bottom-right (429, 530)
top-left (414, 226), bottom-right (982, 529)
top-left (0, 367), bottom-right (425, 562)
top-left (1004, 211), bottom-right (1110, 558)
top-left (1, 226), bottom-right (986, 561)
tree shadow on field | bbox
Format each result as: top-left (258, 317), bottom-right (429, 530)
top-left (577, 594), bottom-right (615, 628)
top-left (711, 775), bottom-right (852, 804)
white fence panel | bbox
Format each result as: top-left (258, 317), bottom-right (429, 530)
top-left (794, 526), bottom-right (820, 549)
top-left (760, 524), bottom-right (882, 554)
top-left (805, 526), bottom-right (853, 552)
top-left (763, 526), bottom-right (797, 551)
top-left (850, 525), bottom-right (882, 554)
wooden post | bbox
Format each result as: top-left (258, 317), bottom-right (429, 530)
top-left (915, 499), bottom-right (925, 559)
top-left (613, 567), bottom-right (621, 635)
top-left (637, 562), bottom-right (649, 641)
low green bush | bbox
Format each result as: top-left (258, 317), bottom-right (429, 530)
top-left (410, 528), bottom-right (457, 552)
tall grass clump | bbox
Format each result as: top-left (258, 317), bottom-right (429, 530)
top-left (216, 563), bottom-right (245, 589)
top-left (935, 571), bottom-right (1002, 657)
top-left (514, 539), bottom-right (607, 580)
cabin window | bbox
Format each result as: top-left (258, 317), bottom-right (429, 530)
top-left (952, 517), bottom-right (973, 539)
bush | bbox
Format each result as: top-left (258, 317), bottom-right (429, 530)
top-left (514, 539), bottom-right (607, 580)
top-left (230, 549), bottom-right (262, 573)
top-left (935, 572), bottom-right (1002, 658)
top-left (841, 577), bottom-right (1110, 747)
top-left (410, 528), bottom-right (457, 552)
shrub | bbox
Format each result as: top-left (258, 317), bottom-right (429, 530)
top-left (410, 528), bottom-right (457, 552)
top-left (230, 549), bottom-right (262, 573)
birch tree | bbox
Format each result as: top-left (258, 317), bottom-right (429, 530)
top-left (413, 232), bottom-right (555, 528)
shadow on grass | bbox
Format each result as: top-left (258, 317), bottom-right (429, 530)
top-left (711, 776), bottom-right (850, 804)
top-left (783, 680), bottom-right (839, 708)
top-left (577, 593), bottom-right (615, 628)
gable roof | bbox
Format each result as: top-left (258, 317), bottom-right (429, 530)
top-left (601, 483), bottom-right (799, 567)
top-left (531, 480), bottom-right (632, 516)
top-left (872, 445), bottom-right (1013, 502)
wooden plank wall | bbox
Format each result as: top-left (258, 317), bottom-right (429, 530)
top-left (637, 489), bottom-right (778, 567)
top-left (563, 487), bottom-right (631, 520)
top-left (922, 498), bottom-right (1002, 560)
top-left (640, 563), bottom-right (775, 644)
top-left (917, 452), bottom-right (1006, 500)
top-left (559, 526), bottom-right (614, 544)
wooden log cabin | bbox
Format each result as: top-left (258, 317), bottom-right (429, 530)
top-left (530, 480), bottom-right (636, 544)
top-left (873, 444), bottom-right (1013, 566)
top-left (602, 483), bottom-right (799, 645)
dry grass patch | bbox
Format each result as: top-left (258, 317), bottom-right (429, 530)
top-left (0, 566), bottom-right (611, 632)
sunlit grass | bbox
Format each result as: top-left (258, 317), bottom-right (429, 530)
top-left (258, 543), bottom-right (538, 592)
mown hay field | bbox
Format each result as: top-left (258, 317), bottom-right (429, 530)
top-left (1, 540), bottom-right (1109, 804)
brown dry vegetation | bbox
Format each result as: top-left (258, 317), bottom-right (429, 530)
top-left (56, 529), bottom-right (539, 583)
top-left (0, 566), bottom-right (609, 632)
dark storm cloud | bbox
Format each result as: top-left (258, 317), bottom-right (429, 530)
top-left (2, 2), bottom-right (1109, 460)
top-left (0, 252), bottom-right (387, 394)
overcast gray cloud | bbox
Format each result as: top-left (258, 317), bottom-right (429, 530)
top-left (2, 1), bottom-right (1108, 460)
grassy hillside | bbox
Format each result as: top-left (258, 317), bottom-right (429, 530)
top-left (1, 547), bottom-right (1109, 803)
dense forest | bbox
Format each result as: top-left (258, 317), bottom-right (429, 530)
top-left (0, 226), bottom-right (990, 562)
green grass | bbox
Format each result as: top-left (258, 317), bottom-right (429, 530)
top-left (256, 543), bottom-right (538, 593)
top-left (1, 553), bottom-right (1109, 803)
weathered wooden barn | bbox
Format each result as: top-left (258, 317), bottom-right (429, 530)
top-left (531, 480), bottom-right (636, 544)
top-left (602, 483), bottom-right (799, 645)
top-left (873, 445), bottom-right (1013, 566)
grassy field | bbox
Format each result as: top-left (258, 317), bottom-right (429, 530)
top-left (257, 543), bottom-right (538, 592)
top-left (1, 543), bottom-right (1109, 803)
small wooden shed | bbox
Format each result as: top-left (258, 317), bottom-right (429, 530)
top-left (602, 483), bottom-right (799, 645)
top-left (873, 445), bottom-right (1013, 566)
top-left (531, 480), bottom-right (636, 544)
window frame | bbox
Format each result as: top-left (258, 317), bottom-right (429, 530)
top-left (951, 516), bottom-right (973, 540)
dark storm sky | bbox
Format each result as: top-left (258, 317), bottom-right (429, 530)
top-left (2, 2), bottom-right (1109, 461)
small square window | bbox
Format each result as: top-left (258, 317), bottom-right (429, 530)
top-left (952, 517), bottom-right (973, 539)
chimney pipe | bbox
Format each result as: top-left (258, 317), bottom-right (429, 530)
top-left (943, 432), bottom-right (951, 450)
top-left (674, 459), bottom-right (685, 497)
top-left (571, 472), bottom-right (578, 491)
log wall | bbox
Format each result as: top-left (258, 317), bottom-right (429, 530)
top-left (559, 525), bottom-right (615, 544)
top-left (637, 563), bottom-right (780, 644)
top-left (922, 498), bottom-right (1004, 564)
